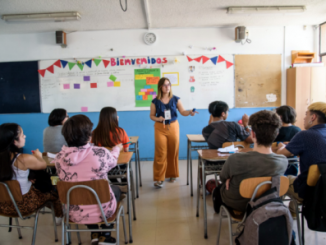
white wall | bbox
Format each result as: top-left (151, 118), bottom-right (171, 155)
top-left (0, 26), bottom-right (316, 104)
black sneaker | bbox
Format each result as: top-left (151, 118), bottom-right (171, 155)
top-left (98, 235), bottom-right (116, 245)
top-left (91, 232), bottom-right (100, 245)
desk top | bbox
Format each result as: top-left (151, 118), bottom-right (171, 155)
top-left (129, 136), bottom-right (139, 144)
top-left (186, 134), bottom-right (206, 142)
top-left (44, 151), bottom-right (134, 167)
top-left (197, 148), bottom-right (253, 161)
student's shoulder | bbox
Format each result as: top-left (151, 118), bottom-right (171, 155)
top-left (291, 125), bottom-right (301, 132)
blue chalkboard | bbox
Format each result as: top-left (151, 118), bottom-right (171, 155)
top-left (0, 61), bottom-right (40, 113)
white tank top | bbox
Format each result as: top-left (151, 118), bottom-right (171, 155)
top-left (12, 154), bottom-right (32, 195)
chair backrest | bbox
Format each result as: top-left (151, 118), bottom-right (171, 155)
top-left (222, 141), bottom-right (250, 149)
top-left (57, 179), bottom-right (111, 205)
top-left (307, 164), bottom-right (320, 187)
top-left (0, 180), bottom-right (23, 202)
top-left (239, 176), bottom-right (289, 199)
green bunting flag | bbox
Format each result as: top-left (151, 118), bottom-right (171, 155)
top-left (68, 62), bottom-right (76, 70)
top-left (93, 59), bottom-right (102, 66)
top-left (77, 63), bottom-right (84, 71)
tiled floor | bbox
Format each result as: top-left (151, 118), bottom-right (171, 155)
top-left (1, 160), bottom-right (326, 245)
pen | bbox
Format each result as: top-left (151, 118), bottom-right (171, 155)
top-left (123, 141), bottom-right (132, 145)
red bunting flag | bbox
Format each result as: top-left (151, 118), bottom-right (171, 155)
top-left (202, 56), bottom-right (210, 64)
top-left (38, 69), bottom-right (46, 77)
top-left (194, 56), bottom-right (202, 63)
top-left (53, 60), bottom-right (61, 68)
top-left (217, 56), bottom-right (225, 63)
top-left (226, 61), bottom-right (233, 69)
top-left (46, 65), bottom-right (54, 73)
top-left (187, 56), bottom-right (193, 62)
top-left (102, 59), bottom-right (110, 68)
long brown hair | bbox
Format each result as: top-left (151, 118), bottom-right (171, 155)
top-left (156, 77), bottom-right (173, 100)
top-left (92, 107), bottom-right (123, 147)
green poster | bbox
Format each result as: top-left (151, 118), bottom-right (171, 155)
top-left (134, 68), bottom-right (160, 107)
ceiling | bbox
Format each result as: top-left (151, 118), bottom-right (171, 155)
top-left (0, 0), bottom-right (326, 34)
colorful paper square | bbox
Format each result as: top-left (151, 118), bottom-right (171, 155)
top-left (81, 107), bottom-right (88, 112)
top-left (145, 92), bottom-right (150, 95)
top-left (153, 95), bottom-right (157, 99)
top-left (139, 92), bottom-right (145, 95)
top-left (84, 76), bottom-right (90, 81)
top-left (74, 84), bottom-right (80, 89)
top-left (136, 95), bottom-right (143, 100)
top-left (109, 75), bottom-right (117, 82)
top-left (63, 84), bottom-right (70, 89)
top-left (141, 89), bottom-right (147, 92)
top-left (143, 95), bottom-right (148, 100)
top-left (90, 83), bottom-right (97, 88)
top-left (146, 77), bottom-right (160, 85)
top-left (147, 88), bottom-right (154, 92)
top-left (114, 82), bottom-right (120, 87)
top-left (107, 82), bottom-right (114, 87)
top-left (144, 85), bottom-right (151, 89)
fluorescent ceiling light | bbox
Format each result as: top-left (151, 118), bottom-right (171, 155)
top-left (227, 6), bottom-right (306, 15)
top-left (1, 12), bottom-right (81, 23)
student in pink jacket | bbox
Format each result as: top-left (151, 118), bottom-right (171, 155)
top-left (54, 114), bottom-right (122, 245)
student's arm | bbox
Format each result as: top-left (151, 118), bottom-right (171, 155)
top-left (176, 100), bottom-right (198, 117)
top-left (150, 103), bottom-right (165, 122)
top-left (234, 120), bottom-right (253, 143)
top-left (276, 143), bottom-right (293, 157)
top-left (18, 150), bottom-right (47, 170)
top-left (105, 144), bottom-right (123, 170)
top-left (276, 132), bottom-right (304, 157)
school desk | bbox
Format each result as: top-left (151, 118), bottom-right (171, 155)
top-left (186, 134), bottom-right (209, 197)
top-left (129, 136), bottom-right (142, 198)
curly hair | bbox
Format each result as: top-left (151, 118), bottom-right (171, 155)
top-left (276, 105), bottom-right (296, 124)
top-left (249, 110), bottom-right (282, 147)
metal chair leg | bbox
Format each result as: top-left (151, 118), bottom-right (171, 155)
top-left (137, 142), bottom-right (142, 187)
top-left (293, 199), bottom-right (303, 245)
top-left (14, 218), bottom-right (22, 239)
top-left (187, 139), bottom-right (190, 186)
top-left (130, 169), bottom-right (137, 221)
top-left (134, 149), bottom-right (139, 199)
top-left (66, 224), bottom-right (71, 245)
top-left (190, 144), bottom-right (193, 197)
top-left (127, 163), bottom-right (133, 243)
top-left (31, 209), bottom-right (41, 245)
top-left (61, 218), bottom-right (65, 245)
top-left (196, 155), bottom-right (201, 217)
top-left (121, 207), bottom-right (128, 244)
top-left (49, 202), bottom-right (59, 242)
top-left (202, 159), bottom-right (208, 239)
top-left (216, 207), bottom-right (223, 245)
top-left (76, 225), bottom-right (81, 245)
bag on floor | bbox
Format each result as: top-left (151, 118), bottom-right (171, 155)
top-left (302, 163), bottom-right (326, 232)
top-left (235, 177), bottom-right (293, 245)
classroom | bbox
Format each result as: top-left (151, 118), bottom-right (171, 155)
top-left (1, 1), bottom-right (326, 245)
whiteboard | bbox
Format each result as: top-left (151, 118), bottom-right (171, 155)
top-left (39, 55), bottom-right (234, 113)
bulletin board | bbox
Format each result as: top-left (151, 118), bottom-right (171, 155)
top-left (234, 54), bottom-right (282, 108)
top-left (38, 54), bottom-right (234, 113)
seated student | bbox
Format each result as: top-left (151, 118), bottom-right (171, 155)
top-left (202, 101), bottom-right (253, 149)
top-left (212, 110), bottom-right (287, 213)
top-left (277, 102), bottom-right (326, 214)
top-left (92, 107), bottom-right (130, 152)
top-left (275, 105), bottom-right (301, 142)
top-left (54, 115), bottom-right (122, 245)
top-left (0, 123), bottom-right (62, 218)
top-left (43, 108), bottom-right (68, 152)
top-left (208, 101), bottom-right (218, 125)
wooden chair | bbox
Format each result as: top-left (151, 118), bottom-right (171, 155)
top-left (0, 180), bottom-right (58, 245)
top-left (222, 141), bottom-right (251, 149)
top-left (57, 179), bottom-right (127, 245)
top-left (216, 176), bottom-right (289, 245)
top-left (288, 164), bottom-right (321, 245)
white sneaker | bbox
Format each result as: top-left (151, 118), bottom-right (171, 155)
top-left (154, 181), bottom-right (163, 188)
top-left (169, 178), bottom-right (176, 183)
top-left (55, 217), bottom-right (62, 226)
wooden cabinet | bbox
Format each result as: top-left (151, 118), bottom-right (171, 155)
top-left (286, 67), bottom-right (326, 129)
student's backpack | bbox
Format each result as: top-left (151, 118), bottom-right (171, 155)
top-left (235, 177), bottom-right (294, 245)
top-left (302, 163), bottom-right (326, 232)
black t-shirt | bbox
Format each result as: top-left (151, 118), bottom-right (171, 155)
top-left (274, 125), bottom-right (301, 142)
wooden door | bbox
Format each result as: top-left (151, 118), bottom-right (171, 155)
top-left (310, 67), bottom-right (326, 103)
top-left (295, 67), bottom-right (311, 129)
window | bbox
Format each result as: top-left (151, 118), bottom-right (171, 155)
top-left (320, 22), bottom-right (326, 63)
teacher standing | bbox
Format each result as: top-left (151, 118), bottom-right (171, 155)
top-left (150, 77), bottom-right (198, 188)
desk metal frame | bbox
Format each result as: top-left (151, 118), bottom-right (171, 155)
top-left (129, 137), bottom-right (142, 198)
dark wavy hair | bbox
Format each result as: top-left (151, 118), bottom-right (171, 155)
top-left (276, 106), bottom-right (297, 124)
top-left (48, 108), bottom-right (67, 126)
top-left (62, 115), bottom-right (93, 147)
top-left (0, 123), bottom-right (21, 181)
top-left (92, 107), bottom-right (124, 147)
top-left (249, 110), bottom-right (282, 147)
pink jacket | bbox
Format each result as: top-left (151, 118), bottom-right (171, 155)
top-left (53, 143), bottom-right (120, 224)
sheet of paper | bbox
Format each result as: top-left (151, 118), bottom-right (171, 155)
top-left (90, 83), bottom-right (97, 88)
top-left (63, 84), bottom-right (70, 89)
top-left (146, 77), bottom-right (160, 85)
top-left (81, 106), bottom-right (88, 112)
top-left (163, 72), bottom-right (179, 86)
top-left (47, 152), bottom-right (57, 158)
top-left (109, 75), bottom-right (117, 81)
top-left (217, 145), bottom-right (238, 153)
top-left (84, 76), bottom-right (90, 81)
top-left (107, 82), bottom-right (114, 87)
top-left (114, 82), bottom-right (121, 87)
top-left (74, 84), bottom-right (80, 89)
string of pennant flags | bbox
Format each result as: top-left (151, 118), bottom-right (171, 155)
top-left (187, 55), bottom-right (233, 69)
top-left (38, 55), bottom-right (233, 78)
